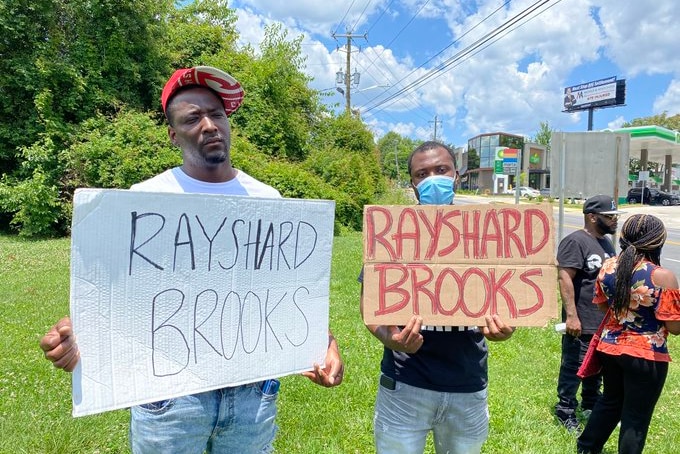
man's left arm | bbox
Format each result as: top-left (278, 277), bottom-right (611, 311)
top-left (480, 314), bottom-right (515, 341)
top-left (302, 330), bottom-right (344, 387)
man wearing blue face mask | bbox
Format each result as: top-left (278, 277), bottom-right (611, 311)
top-left (360, 141), bottom-right (515, 454)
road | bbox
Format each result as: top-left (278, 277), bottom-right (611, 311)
top-left (454, 194), bottom-right (680, 277)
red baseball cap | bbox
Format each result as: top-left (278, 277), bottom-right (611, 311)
top-left (161, 66), bottom-right (244, 116)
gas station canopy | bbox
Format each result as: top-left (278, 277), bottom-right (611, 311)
top-left (611, 125), bottom-right (680, 162)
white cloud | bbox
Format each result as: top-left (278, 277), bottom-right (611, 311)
top-left (607, 116), bottom-right (626, 130)
top-left (653, 80), bottom-right (680, 116)
top-left (228, 0), bottom-right (680, 143)
top-left (233, 0), bottom-right (388, 35)
top-left (598, 0), bottom-right (680, 77)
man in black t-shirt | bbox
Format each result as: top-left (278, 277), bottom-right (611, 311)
top-left (554, 194), bottom-right (622, 433)
top-left (360, 141), bottom-right (514, 454)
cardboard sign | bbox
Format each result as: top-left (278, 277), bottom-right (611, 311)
top-left (70, 189), bottom-right (335, 417)
top-left (362, 204), bottom-right (557, 327)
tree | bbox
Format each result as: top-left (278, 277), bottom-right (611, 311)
top-left (0, 0), bottom-right (174, 175)
top-left (622, 112), bottom-right (680, 131)
top-left (376, 132), bottom-right (418, 184)
top-left (0, 0), bottom-right (175, 235)
top-left (466, 148), bottom-right (480, 170)
top-left (532, 121), bottom-right (553, 152)
top-left (166, 0), bottom-right (240, 68)
top-left (0, 0), bottom-right (391, 236)
top-left (231, 23), bottom-right (322, 161)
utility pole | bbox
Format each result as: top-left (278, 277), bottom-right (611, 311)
top-left (333, 30), bottom-right (366, 114)
top-left (394, 145), bottom-right (400, 186)
top-left (429, 115), bottom-right (443, 141)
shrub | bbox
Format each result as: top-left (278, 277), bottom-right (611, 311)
top-left (63, 109), bottom-right (180, 190)
top-left (231, 138), bottom-right (362, 232)
top-left (304, 147), bottom-right (386, 209)
top-left (0, 169), bottom-right (64, 237)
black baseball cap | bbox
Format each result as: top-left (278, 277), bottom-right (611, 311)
top-left (583, 194), bottom-right (624, 215)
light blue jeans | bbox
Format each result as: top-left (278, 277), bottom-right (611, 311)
top-left (374, 377), bottom-right (488, 454)
top-left (130, 382), bottom-right (278, 453)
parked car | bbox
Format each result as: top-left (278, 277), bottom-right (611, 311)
top-left (539, 187), bottom-right (552, 198)
top-left (518, 186), bottom-right (540, 198)
top-left (627, 187), bottom-right (680, 206)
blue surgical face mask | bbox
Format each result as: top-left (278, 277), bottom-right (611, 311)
top-left (416, 175), bottom-right (456, 205)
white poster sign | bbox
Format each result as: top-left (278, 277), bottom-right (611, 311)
top-left (70, 189), bottom-right (335, 417)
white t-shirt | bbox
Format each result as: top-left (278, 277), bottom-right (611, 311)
top-left (130, 167), bottom-right (281, 198)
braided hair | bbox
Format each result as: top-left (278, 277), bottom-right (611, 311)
top-left (613, 214), bottom-right (667, 317)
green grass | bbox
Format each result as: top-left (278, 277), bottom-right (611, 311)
top-left (2, 233), bottom-right (680, 453)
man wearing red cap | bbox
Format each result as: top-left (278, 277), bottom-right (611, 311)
top-left (40, 66), bottom-right (344, 453)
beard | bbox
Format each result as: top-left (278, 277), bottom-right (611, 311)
top-left (596, 217), bottom-right (616, 235)
top-left (198, 139), bottom-right (229, 166)
top-left (203, 153), bottom-right (228, 165)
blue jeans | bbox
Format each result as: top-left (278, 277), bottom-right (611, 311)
top-left (555, 334), bottom-right (602, 420)
top-left (130, 382), bottom-right (278, 453)
top-left (374, 376), bottom-right (488, 454)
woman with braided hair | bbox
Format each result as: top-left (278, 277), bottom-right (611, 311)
top-left (577, 214), bottom-right (680, 454)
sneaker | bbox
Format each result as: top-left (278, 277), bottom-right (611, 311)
top-left (581, 409), bottom-right (592, 421)
top-left (557, 415), bottom-right (582, 434)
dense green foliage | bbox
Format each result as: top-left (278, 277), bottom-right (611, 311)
top-left (0, 0), bottom-right (173, 173)
top-left (0, 0), bottom-right (384, 237)
top-left (622, 112), bottom-right (680, 131)
top-left (63, 110), bottom-right (181, 191)
top-left (376, 131), bottom-right (419, 184)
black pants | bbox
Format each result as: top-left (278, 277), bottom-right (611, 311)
top-left (555, 334), bottom-right (602, 420)
top-left (577, 353), bottom-right (668, 454)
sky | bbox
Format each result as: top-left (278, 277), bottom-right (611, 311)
top-left (227, 0), bottom-right (680, 148)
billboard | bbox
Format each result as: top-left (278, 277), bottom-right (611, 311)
top-left (563, 76), bottom-right (626, 112)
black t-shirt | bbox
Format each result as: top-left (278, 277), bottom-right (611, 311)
top-left (556, 229), bottom-right (615, 334)
top-left (381, 327), bottom-right (488, 393)
top-left (359, 269), bottom-right (488, 393)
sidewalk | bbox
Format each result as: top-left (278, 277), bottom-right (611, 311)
top-left (455, 194), bottom-right (680, 230)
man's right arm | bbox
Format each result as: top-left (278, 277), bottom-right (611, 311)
top-left (558, 267), bottom-right (582, 337)
top-left (40, 316), bottom-right (80, 372)
top-left (360, 283), bottom-right (424, 353)
top-left (366, 317), bottom-right (424, 353)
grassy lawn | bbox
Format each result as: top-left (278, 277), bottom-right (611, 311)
top-left (2, 232), bottom-right (680, 453)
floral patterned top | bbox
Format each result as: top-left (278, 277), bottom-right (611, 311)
top-left (593, 257), bottom-right (680, 362)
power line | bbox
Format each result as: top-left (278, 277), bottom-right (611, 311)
top-left (332, 1), bottom-right (357, 36)
top-left (361, 0), bottom-right (432, 77)
top-left (351, 0), bottom-right (373, 35)
top-left (357, 0), bottom-right (435, 121)
top-left (363, 0), bottom-right (555, 113)
top-left (365, 0), bottom-right (396, 35)
top-left (357, 0), bottom-right (500, 121)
